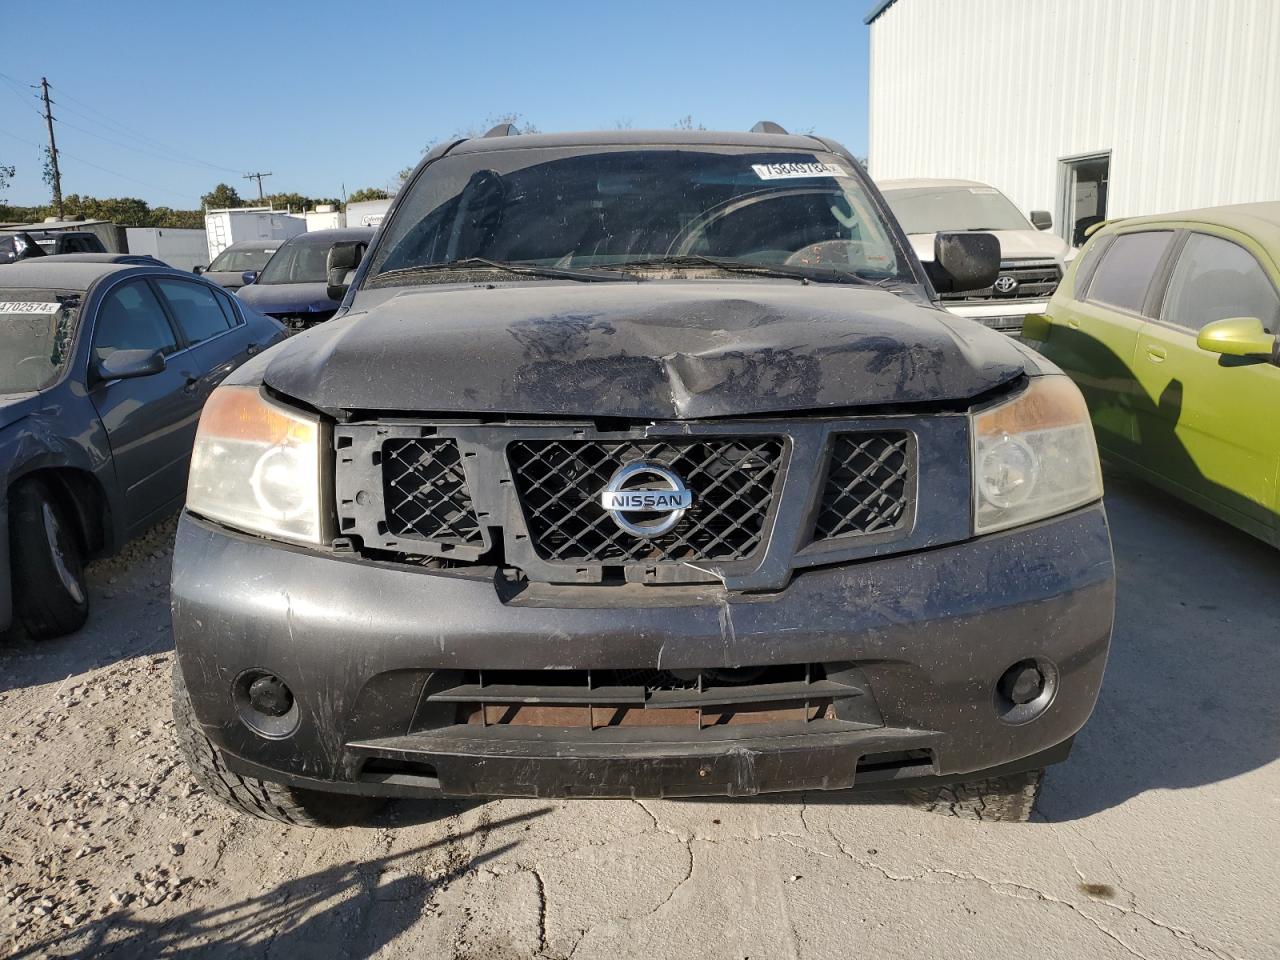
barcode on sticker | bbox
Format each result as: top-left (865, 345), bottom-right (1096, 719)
top-left (0, 302), bottom-right (61, 314)
top-left (752, 162), bottom-right (851, 180)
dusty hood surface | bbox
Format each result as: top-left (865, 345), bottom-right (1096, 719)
top-left (908, 230), bottom-right (1071, 263)
top-left (261, 280), bottom-right (1030, 419)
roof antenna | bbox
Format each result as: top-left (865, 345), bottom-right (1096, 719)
top-left (483, 123), bottom-right (521, 138)
top-left (750, 121), bottom-right (788, 134)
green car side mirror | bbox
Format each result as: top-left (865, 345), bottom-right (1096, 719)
top-left (1196, 316), bottom-right (1276, 358)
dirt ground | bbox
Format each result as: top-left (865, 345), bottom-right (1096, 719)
top-left (1, 474), bottom-right (1276, 959)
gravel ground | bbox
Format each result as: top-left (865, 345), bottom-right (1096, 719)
top-left (1, 475), bottom-right (1276, 959)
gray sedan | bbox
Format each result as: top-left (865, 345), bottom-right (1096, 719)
top-left (0, 261), bottom-right (286, 638)
top-left (197, 240), bottom-right (279, 290)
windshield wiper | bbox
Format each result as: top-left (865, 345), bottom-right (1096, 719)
top-left (604, 254), bottom-right (882, 287)
top-left (374, 257), bottom-right (632, 283)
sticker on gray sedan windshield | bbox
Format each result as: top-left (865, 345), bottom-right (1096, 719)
top-left (0, 302), bottom-right (61, 315)
top-left (752, 161), bottom-right (851, 180)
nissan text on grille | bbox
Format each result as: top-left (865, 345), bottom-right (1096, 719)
top-left (171, 127), bottom-right (1114, 826)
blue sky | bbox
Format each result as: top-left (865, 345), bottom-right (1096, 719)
top-left (0, 1), bottom-right (872, 208)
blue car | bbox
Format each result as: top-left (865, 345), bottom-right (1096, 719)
top-left (236, 228), bottom-right (374, 330)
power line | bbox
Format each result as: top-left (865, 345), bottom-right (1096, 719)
top-left (49, 82), bottom-right (243, 176)
top-left (0, 127), bottom-right (197, 203)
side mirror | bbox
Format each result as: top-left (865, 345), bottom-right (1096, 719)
top-left (928, 232), bottom-right (1001, 293)
top-left (240, 270), bottom-right (258, 286)
top-left (192, 265), bottom-right (205, 275)
top-left (96, 348), bottom-right (166, 382)
top-left (326, 241), bottom-right (367, 302)
top-left (1029, 210), bottom-right (1053, 231)
top-left (1196, 317), bottom-right (1277, 359)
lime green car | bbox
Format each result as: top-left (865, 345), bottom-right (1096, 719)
top-left (1024, 202), bottom-right (1280, 547)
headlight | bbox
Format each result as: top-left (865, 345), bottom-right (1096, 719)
top-left (187, 385), bottom-right (327, 544)
top-left (971, 376), bottom-right (1102, 534)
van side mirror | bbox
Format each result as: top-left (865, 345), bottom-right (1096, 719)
top-left (326, 241), bottom-right (367, 302)
top-left (1196, 316), bottom-right (1277, 360)
top-left (1029, 210), bottom-right (1052, 231)
top-left (240, 270), bottom-right (258, 286)
top-left (95, 348), bottom-right (166, 382)
top-left (928, 232), bottom-right (1001, 293)
top-left (192, 265), bottom-right (205, 275)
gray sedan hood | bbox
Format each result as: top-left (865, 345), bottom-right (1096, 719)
top-left (262, 280), bottom-right (1029, 419)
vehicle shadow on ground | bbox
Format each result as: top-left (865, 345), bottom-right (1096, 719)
top-left (0, 516), bottom-right (179, 694)
top-left (11, 808), bottom-right (548, 959)
top-left (1036, 472), bottom-right (1280, 820)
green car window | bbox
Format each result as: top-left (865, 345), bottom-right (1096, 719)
top-left (1162, 233), bottom-right (1280, 334)
top-left (1087, 231), bottom-right (1173, 315)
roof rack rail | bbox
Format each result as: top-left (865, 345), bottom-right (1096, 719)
top-left (750, 121), bottom-right (788, 134)
top-left (482, 123), bottom-right (521, 138)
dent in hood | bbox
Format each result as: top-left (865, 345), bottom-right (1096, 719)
top-left (260, 280), bottom-right (1031, 419)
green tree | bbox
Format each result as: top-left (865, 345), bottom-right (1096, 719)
top-left (201, 182), bottom-right (244, 209)
top-left (0, 161), bottom-right (14, 201)
top-left (672, 115), bottom-right (706, 131)
top-left (347, 187), bottom-right (389, 204)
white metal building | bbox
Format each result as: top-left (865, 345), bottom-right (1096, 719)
top-left (866, 0), bottom-right (1280, 245)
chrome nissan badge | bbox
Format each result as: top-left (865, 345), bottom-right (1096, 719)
top-left (599, 461), bottom-right (693, 537)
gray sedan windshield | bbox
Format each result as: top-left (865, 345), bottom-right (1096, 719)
top-left (0, 289), bottom-right (80, 394)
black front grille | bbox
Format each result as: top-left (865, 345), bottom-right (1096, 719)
top-left (813, 432), bottom-right (911, 541)
top-left (940, 258), bottom-right (1062, 303)
top-left (381, 438), bottom-right (483, 545)
top-left (508, 438), bottom-right (784, 563)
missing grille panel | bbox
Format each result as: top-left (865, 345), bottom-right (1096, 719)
top-left (813, 432), bottom-right (911, 541)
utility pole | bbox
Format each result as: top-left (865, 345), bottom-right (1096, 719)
top-left (243, 171), bottom-right (272, 201)
top-left (39, 77), bottom-right (63, 219)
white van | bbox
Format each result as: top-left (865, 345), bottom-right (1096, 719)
top-left (879, 179), bottom-right (1072, 333)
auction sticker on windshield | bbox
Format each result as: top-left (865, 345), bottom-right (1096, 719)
top-left (752, 161), bottom-right (851, 180)
top-left (1, 302), bottom-right (61, 314)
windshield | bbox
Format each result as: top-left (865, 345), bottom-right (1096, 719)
top-left (257, 241), bottom-right (329, 284)
top-left (881, 185), bottom-right (1031, 234)
top-left (0, 289), bottom-right (81, 394)
top-left (371, 146), bottom-right (910, 284)
top-left (209, 247), bottom-right (276, 272)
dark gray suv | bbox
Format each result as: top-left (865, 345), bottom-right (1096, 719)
top-left (170, 128), bottom-right (1115, 826)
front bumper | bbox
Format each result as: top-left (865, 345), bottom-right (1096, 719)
top-left (943, 300), bottom-right (1049, 333)
top-left (172, 505), bottom-right (1115, 799)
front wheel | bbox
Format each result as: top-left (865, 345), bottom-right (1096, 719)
top-left (9, 478), bottom-right (89, 639)
top-left (171, 663), bottom-right (384, 828)
top-left (905, 769), bottom-right (1043, 822)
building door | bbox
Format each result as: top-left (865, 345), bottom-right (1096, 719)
top-left (1059, 152), bottom-right (1111, 247)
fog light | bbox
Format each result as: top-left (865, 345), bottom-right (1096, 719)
top-left (234, 669), bottom-right (300, 738)
top-left (994, 657), bottom-right (1058, 725)
top-left (248, 674), bottom-right (294, 717)
top-left (998, 661), bottom-right (1045, 705)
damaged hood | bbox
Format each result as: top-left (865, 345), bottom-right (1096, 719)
top-left (261, 280), bottom-right (1030, 419)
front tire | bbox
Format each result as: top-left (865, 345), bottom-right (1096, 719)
top-left (905, 769), bottom-right (1043, 822)
top-left (9, 478), bottom-right (89, 639)
top-left (171, 663), bottom-right (384, 828)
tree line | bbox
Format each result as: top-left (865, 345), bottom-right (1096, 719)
top-left (0, 176), bottom-right (389, 230)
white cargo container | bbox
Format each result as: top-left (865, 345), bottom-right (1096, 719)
top-left (204, 208), bottom-right (307, 262)
top-left (304, 204), bottom-right (347, 232)
top-left (124, 227), bottom-right (208, 271)
top-left (345, 199), bottom-right (392, 229)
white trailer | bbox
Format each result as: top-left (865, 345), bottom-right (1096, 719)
top-left (304, 204), bottom-right (347, 232)
top-left (124, 227), bottom-right (208, 271)
top-left (345, 199), bottom-right (392, 229)
top-left (204, 208), bottom-right (307, 262)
